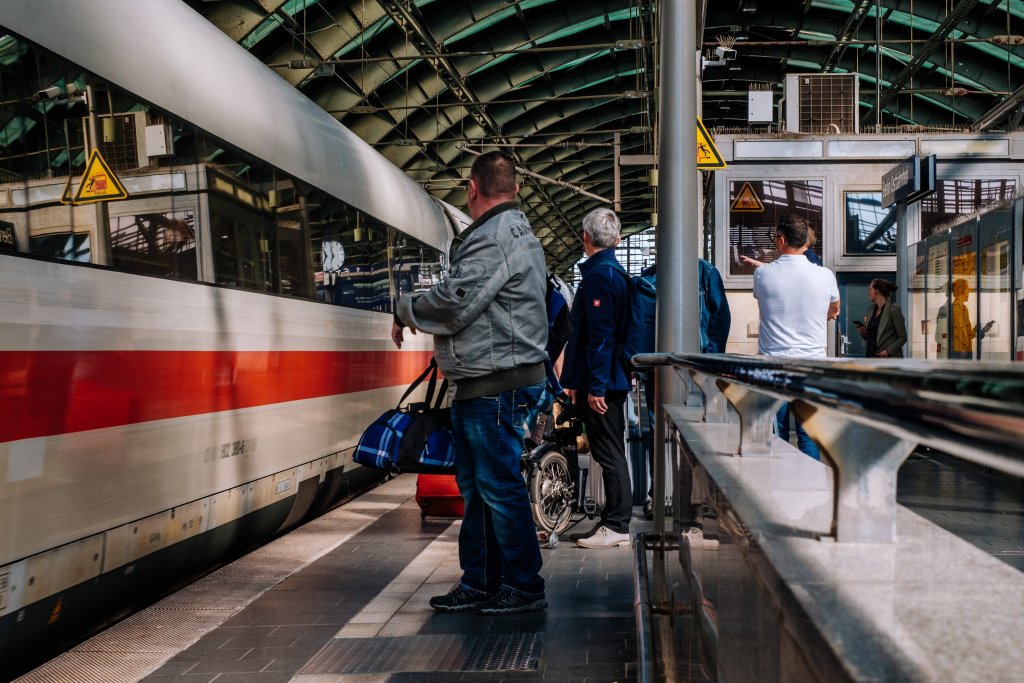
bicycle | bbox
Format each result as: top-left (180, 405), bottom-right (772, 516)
top-left (521, 397), bottom-right (602, 541)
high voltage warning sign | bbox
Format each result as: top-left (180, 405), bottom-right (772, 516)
top-left (696, 118), bottom-right (726, 169)
top-left (68, 149), bottom-right (129, 204)
top-left (731, 182), bottom-right (765, 212)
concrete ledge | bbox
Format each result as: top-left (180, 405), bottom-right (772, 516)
top-left (665, 405), bottom-right (1024, 682)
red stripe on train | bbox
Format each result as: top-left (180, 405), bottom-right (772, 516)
top-left (0, 350), bottom-right (435, 443)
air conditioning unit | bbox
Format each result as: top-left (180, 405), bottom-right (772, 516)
top-left (83, 111), bottom-right (149, 171)
top-left (783, 74), bottom-right (859, 134)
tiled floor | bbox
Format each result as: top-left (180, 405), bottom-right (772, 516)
top-left (143, 479), bottom-right (642, 683)
top-left (29, 449), bottom-right (1021, 682)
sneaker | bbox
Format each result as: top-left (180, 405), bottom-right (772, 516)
top-left (576, 526), bottom-right (631, 548)
top-left (475, 588), bottom-right (547, 615)
top-left (429, 585), bottom-right (494, 612)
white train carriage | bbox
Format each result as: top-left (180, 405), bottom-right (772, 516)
top-left (0, 1), bottom-right (463, 675)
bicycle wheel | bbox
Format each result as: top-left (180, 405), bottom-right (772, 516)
top-left (529, 449), bottom-right (574, 534)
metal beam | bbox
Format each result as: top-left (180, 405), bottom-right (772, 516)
top-left (377, 0), bottom-right (578, 260)
top-left (864, 0), bottom-right (979, 121)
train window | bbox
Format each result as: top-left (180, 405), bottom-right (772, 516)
top-left (110, 210), bottom-right (198, 280)
top-left (844, 192), bottom-right (896, 255)
top-left (391, 232), bottom-right (445, 300)
top-left (920, 179), bottom-right (1017, 239)
top-left (727, 180), bottom-right (824, 276)
top-left (308, 191), bottom-right (392, 312)
top-left (0, 32), bottom-right (442, 310)
top-left (0, 220), bottom-right (16, 252)
top-left (271, 182), bottom-right (311, 299)
top-left (29, 232), bottom-right (90, 262)
top-left (210, 196), bottom-right (277, 292)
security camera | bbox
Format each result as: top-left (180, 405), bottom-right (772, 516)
top-left (715, 46), bottom-right (737, 61)
top-left (32, 86), bottom-right (61, 102)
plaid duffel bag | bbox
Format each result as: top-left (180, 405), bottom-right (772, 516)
top-left (354, 358), bottom-right (456, 474)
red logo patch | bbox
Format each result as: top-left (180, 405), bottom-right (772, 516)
top-left (592, 299), bottom-right (601, 307)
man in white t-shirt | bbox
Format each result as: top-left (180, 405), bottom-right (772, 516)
top-left (753, 214), bottom-right (840, 459)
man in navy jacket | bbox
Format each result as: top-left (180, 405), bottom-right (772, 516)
top-left (560, 208), bottom-right (633, 548)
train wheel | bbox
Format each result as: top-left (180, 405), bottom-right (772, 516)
top-left (530, 450), bottom-right (574, 534)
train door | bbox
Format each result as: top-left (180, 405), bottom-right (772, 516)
top-left (836, 271), bottom-right (894, 357)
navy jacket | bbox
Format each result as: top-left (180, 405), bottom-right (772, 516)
top-left (559, 249), bottom-right (632, 397)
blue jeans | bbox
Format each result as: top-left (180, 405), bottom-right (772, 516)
top-left (450, 381), bottom-right (545, 596)
top-left (776, 403), bottom-right (820, 460)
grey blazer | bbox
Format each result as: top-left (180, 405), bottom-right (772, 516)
top-left (872, 301), bottom-right (908, 358)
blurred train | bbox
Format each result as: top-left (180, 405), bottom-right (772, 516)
top-left (0, 1), bottom-right (467, 676)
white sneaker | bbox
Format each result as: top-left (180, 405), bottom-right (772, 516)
top-left (576, 525), bottom-right (630, 548)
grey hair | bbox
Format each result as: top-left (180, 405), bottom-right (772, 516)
top-left (582, 208), bottom-right (621, 248)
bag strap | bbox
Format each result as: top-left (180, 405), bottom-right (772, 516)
top-left (397, 358), bottom-right (439, 408)
top-left (432, 378), bottom-right (449, 410)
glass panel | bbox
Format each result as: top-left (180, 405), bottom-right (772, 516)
top-left (29, 233), bottom-right (90, 262)
top-left (110, 210), bottom-right (197, 280)
top-left (0, 28), bottom-right (444, 310)
top-left (977, 208), bottom-right (1013, 359)
top-left (272, 181), bottom-right (310, 298)
top-left (925, 233), bottom-right (950, 358)
top-left (909, 240), bottom-right (930, 358)
top-left (844, 192), bottom-right (897, 254)
top-left (942, 219), bottom-right (979, 359)
top-left (310, 194), bottom-right (393, 312)
top-left (727, 180), bottom-right (824, 276)
top-left (920, 179), bottom-right (1016, 239)
top-left (391, 231), bottom-right (445, 306)
top-left (615, 228), bottom-right (657, 275)
top-left (0, 219), bottom-right (17, 252)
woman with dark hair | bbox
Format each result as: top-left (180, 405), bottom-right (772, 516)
top-left (855, 278), bottom-right (908, 358)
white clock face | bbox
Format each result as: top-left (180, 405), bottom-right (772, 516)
top-left (324, 240), bottom-right (345, 271)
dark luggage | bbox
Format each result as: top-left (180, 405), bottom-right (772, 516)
top-left (416, 473), bottom-right (464, 519)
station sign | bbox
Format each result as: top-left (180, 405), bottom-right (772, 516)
top-left (882, 154), bottom-right (936, 207)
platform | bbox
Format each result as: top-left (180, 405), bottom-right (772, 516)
top-left (22, 476), bottom-right (644, 683)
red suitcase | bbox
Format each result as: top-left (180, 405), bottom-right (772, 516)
top-left (415, 473), bottom-right (464, 519)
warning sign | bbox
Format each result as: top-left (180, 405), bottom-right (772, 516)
top-left (73, 149), bottom-right (128, 204)
top-left (730, 182), bottom-right (764, 212)
top-left (696, 118), bottom-right (726, 169)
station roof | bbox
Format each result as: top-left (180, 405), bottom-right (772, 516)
top-left (158, 2), bottom-right (1024, 271)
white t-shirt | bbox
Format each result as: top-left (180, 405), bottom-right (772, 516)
top-left (753, 254), bottom-right (839, 358)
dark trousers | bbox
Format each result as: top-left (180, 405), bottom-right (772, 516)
top-left (580, 391), bottom-right (631, 533)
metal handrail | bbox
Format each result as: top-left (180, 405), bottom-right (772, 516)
top-left (632, 534), bottom-right (654, 683)
top-left (635, 352), bottom-right (1024, 478)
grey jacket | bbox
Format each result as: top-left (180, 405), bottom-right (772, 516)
top-left (396, 202), bottom-right (547, 399)
top-left (873, 301), bottom-right (908, 357)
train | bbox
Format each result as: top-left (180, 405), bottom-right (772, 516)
top-left (0, 1), bottom-right (467, 676)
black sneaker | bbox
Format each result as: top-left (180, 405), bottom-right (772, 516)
top-left (429, 585), bottom-right (493, 612)
top-left (475, 588), bottom-right (547, 615)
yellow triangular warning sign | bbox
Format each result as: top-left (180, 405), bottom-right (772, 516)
top-left (73, 149), bottom-right (128, 204)
top-left (696, 118), bottom-right (726, 169)
top-left (730, 182), bottom-right (765, 212)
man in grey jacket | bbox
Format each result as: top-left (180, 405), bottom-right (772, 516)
top-left (391, 151), bottom-right (549, 615)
